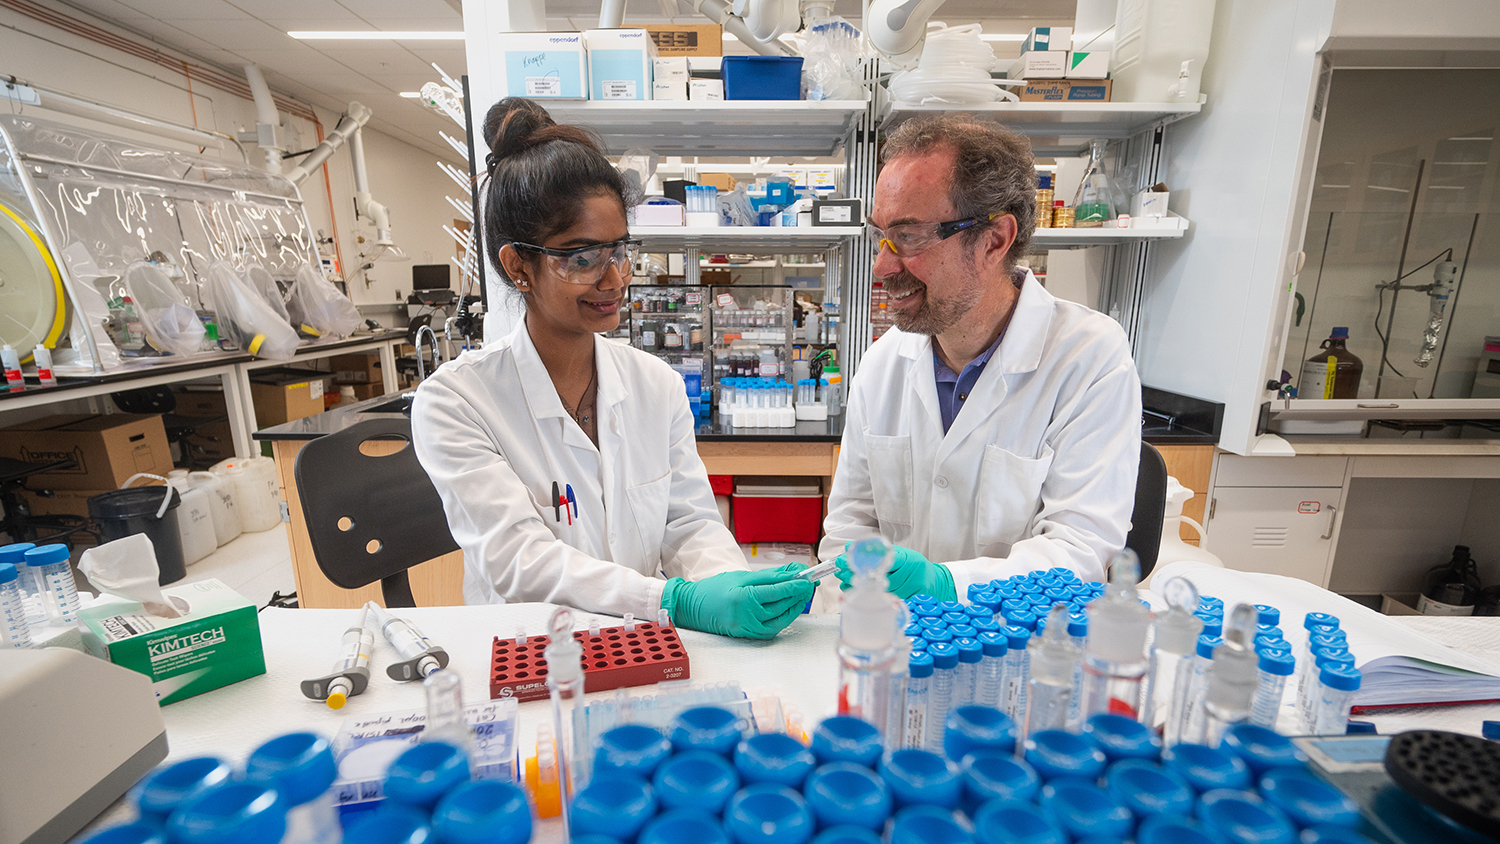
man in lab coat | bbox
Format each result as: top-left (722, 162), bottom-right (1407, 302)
top-left (820, 115), bottom-right (1141, 600)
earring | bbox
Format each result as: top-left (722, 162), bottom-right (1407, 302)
top-left (515, 280), bottom-right (529, 290)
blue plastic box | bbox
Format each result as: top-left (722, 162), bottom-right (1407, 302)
top-left (722, 56), bottom-right (804, 100)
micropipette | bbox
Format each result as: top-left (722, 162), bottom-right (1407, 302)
top-left (797, 559), bottom-right (838, 581)
top-left (300, 605), bottom-right (374, 709)
top-left (366, 602), bottom-right (450, 681)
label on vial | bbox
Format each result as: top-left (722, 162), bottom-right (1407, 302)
top-left (1416, 594), bottom-right (1475, 616)
top-left (603, 80), bottom-right (637, 99)
top-left (526, 77), bottom-right (562, 97)
top-left (906, 703), bottom-right (926, 748)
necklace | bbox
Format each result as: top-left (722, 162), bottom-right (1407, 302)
top-left (560, 365), bottom-right (597, 426)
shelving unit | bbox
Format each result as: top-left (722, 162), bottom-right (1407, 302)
top-left (883, 101), bottom-right (1204, 157)
top-left (1032, 224), bottom-right (1189, 248)
top-left (632, 226), bottom-right (862, 251)
top-left (546, 100), bottom-right (869, 157)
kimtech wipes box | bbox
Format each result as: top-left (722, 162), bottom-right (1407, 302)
top-left (80, 578), bottom-right (266, 705)
top-left (492, 32), bottom-right (588, 99)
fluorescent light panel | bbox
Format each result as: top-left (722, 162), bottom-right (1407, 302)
top-left (289, 30), bottom-right (465, 40)
top-left (399, 91), bottom-right (422, 97)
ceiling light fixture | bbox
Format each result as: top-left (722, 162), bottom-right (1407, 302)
top-left (288, 30), bottom-right (465, 40)
top-left (399, 91), bottom-right (423, 98)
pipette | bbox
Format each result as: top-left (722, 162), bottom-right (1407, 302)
top-left (797, 559), bottom-right (838, 581)
top-left (366, 601), bottom-right (450, 681)
top-left (300, 605), bottom-right (374, 709)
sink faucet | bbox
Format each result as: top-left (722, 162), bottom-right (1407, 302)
top-left (415, 325), bottom-right (441, 382)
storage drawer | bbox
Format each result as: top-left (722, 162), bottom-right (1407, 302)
top-left (1214, 455), bottom-right (1347, 488)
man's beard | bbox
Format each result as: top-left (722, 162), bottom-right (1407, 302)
top-left (885, 268), bottom-right (978, 336)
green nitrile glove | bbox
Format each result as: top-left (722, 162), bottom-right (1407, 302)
top-left (660, 562), bottom-right (814, 640)
top-left (834, 544), bottom-right (956, 602)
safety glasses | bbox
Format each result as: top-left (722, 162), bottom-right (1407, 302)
top-left (867, 214), bottom-right (997, 258)
top-left (512, 238), bottom-right (641, 286)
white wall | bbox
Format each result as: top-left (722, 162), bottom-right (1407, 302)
top-left (0, 3), bottom-right (463, 312)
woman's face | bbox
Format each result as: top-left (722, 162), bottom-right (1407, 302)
top-left (504, 192), bottom-right (629, 338)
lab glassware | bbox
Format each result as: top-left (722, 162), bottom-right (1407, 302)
top-left (423, 670), bottom-right (474, 756)
top-left (926, 641), bottom-right (960, 750)
top-left (1141, 577), bottom-right (1204, 747)
top-left (0, 543), bottom-right (43, 625)
top-left (906, 651), bottom-right (934, 749)
top-left (954, 636), bottom-right (982, 707)
top-left (886, 605), bottom-right (914, 748)
top-left (299, 605), bottom-right (374, 709)
top-left (1249, 649), bottom-right (1295, 729)
top-left (1002, 625), bottom-right (1032, 722)
top-left (543, 607), bottom-right (584, 835)
top-left (837, 538), bottom-right (901, 745)
top-left (1022, 605), bottom-right (1082, 745)
top-left (1183, 634), bottom-right (1222, 743)
top-left (1081, 550), bottom-right (1152, 721)
top-left (976, 630), bottom-right (1007, 708)
top-left (367, 602), bottom-right (450, 680)
top-left (0, 563), bottom-right (32, 648)
top-left (1196, 603), bottom-right (1260, 747)
top-left (1072, 139), bottom-right (1118, 227)
top-left (24, 543), bottom-right (79, 625)
top-left (1310, 666), bottom-right (1362, 735)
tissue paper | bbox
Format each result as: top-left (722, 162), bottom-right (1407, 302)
top-left (79, 534), bottom-right (186, 618)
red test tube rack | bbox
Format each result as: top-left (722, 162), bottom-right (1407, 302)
top-left (489, 620), bottom-right (690, 702)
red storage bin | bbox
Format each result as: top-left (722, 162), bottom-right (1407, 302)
top-left (732, 476), bottom-right (822, 544)
top-left (709, 474), bottom-right (734, 496)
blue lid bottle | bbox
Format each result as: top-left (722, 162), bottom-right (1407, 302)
top-left (1302, 612), bottom-right (1339, 632)
top-left (384, 742), bottom-right (471, 811)
top-left (340, 804), bottom-right (433, 844)
top-left (889, 805), bottom-right (971, 844)
top-left (942, 611), bottom-right (969, 626)
top-left (571, 774), bottom-right (658, 841)
top-left (973, 799), bottom-right (1067, 844)
top-left (974, 594), bottom-right (1004, 614)
top-left (1161, 744), bottom-right (1251, 794)
top-left (962, 752), bottom-right (1040, 815)
top-left (1136, 817), bottom-right (1222, 844)
top-left (1003, 625), bottom-right (1032, 652)
top-left (904, 622), bottom-right (925, 638)
top-left (971, 617), bottom-right (1003, 634)
top-left (978, 630), bottom-right (1008, 658)
top-left (638, 809), bottom-right (730, 844)
top-left (736, 733), bottom-right (817, 789)
top-left (811, 717), bottom-right (884, 768)
top-left (1197, 789), bottom-right (1296, 844)
top-left (1105, 759), bottom-right (1194, 821)
top-left (965, 604), bottom-right (994, 621)
top-left (244, 733), bottom-right (338, 808)
top-left (968, 583), bottom-right (991, 602)
top-left (923, 627), bottom-right (956, 646)
top-left (810, 826), bottom-right (883, 844)
top-left (943, 705), bottom-right (1016, 762)
top-left (1001, 599), bottom-right (1029, 619)
top-left (939, 600), bottom-right (965, 614)
top-left (1197, 635), bottom-right (1223, 661)
top-left (1197, 615), bottom-right (1224, 638)
top-left (1218, 725), bottom-right (1306, 775)
top-left (1297, 825), bottom-right (1378, 844)
top-left (1257, 769), bottom-right (1361, 829)
top-left (431, 780), bottom-right (532, 844)
top-left (1040, 778), bottom-right (1134, 841)
top-left (803, 762), bottom-right (892, 830)
top-left (654, 750), bottom-right (740, 814)
top-left (76, 824), bottom-right (165, 844)
top-left (1081, 713), bottom-right (1161, 762)
top-left (878, 748), bottom-right (962, 809)
top-left (955, 637), bottom-right (983, 670)
top-left (1199, 596), bottom-right (1224, 612)
top-left (911, 650), bottom-right (936, 680)
top-left (1254, 605), bottom-right (1280, 627)
top-left (950, 623), bottom-right (979, 640)
top-left (1023, 730), bottom-right (1107, 782)
top-left (725, 784), bottom-right (814, 844)
top-left (672, 706), bottom-right (743, 756)
top-left (913, 603), bottom-right (942, 620)
top-left (597, 724), bottom-right (674, 779)
top-left (920, 616), bottom-right (948, 631)
top-left (1009, 609), bottom-right (1040, 632)
top-left (134, 757), bottom-right (235, 823)
top-left (164, 782), bottom-right (287, 844)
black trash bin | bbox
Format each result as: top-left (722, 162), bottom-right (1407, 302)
top-left (88, 486), bottom-right (187, 585)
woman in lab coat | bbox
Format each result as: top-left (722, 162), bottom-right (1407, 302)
top-left (411, 98), bottom-right (812, 638)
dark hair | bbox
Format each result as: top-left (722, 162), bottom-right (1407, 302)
top-left (880, 114), bottom-right (1037, 269)
top-left (480, 98), bottom-right (634, 286)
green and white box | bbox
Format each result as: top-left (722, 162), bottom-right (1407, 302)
top-left (80, 578), bottom-right (266, 705)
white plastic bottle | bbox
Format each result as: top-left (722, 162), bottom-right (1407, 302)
top-left (1156, 477), bottom-right (1225, 568)
top-left (1109, 0), bottom-right (1217, 104)
top-left (166, 470), bottom-right (218, 565)
top-left (1, 345), bottom-right (23, 393)
top-left (188, 470), bottom-right (242, 546)
top-left (217, 458), bottom-right (281, 532)
top-left (32, 345), bottom-right (56, 386)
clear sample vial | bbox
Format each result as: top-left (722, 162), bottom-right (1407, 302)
top-left (1081, 551), bottom-right (1152, 722)
top-left (0, 563), bottom-right (32, 648)
top-left (1182, 634), bottom-right (1223, 743)
top-left (25, 544), bottom-right (79, 625)
top-left (1197, 603), bottom-right (1261, 747)
top-left (0, 543), bottom-right (42, 625)
top-left (924, 641), bottom-right (960, 750)
top-left (1022, 605), bottom-right (1081, 745)
top-left (1142, 577), bottom-right (1203, 748)
top-left (1249, 649), bottom-right (1296, 729)
top-left (905, 651), bottom-right (934, 749)
top-left (1002, 625), bottom-right (1032, 722)
top-left (976, 630), bottom-right (1007, 708)
top-left (954, 636), bottom-right (983, 707)
top-left (1311, 665), bottom-right (1362, 736)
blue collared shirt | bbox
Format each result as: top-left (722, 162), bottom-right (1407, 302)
top-left (934, 330), bottom-right (1006, 434)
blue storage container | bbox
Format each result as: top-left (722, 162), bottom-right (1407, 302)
top-left (722, 56), bottom-right (804, 100)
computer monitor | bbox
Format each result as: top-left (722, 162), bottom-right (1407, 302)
top-left (412, 264), bottom-right (451, 291)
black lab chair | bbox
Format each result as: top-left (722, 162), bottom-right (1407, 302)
top-left (294, 417), bottom-right (458, 607)
top-left (1125, 442), bottom-right (1169, 578)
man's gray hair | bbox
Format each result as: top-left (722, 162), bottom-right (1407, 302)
top-left (881, 114), bottom-right (1037, 268)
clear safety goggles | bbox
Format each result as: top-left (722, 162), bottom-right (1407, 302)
top-left (512, 238), bottom-right (641, 285)
top-left (867, 214), bottom-right (997, 258)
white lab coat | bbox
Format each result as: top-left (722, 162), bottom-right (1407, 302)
top-left (819, 272), bottom-right (1141, 593)
top-left (411, 323), bottom-right (745, 617)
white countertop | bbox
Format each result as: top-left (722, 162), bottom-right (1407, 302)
top-left (1281, 438), bottom-right (1500, 456)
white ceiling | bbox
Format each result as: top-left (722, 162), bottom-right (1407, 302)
top-left (58, 0), bottom-right (1075, 160)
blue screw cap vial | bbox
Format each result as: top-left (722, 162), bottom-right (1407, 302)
top-left (571, 774), bottom-right (658, 841)
top-left (1298, 826), bottom-right (1378, 844)
top-left (812, 717), bottom-right (884, 768)
top-left (597, 724), bottom-right (674, 779)
top-left (1162, 743), bottom-right (1251, 794)
top-left (889, 805), bottom-right (970, 844)
top-left (654, 750), bottom-right (740, 814)
top-left (340, 804), bottom-right (432, 844)
top-left (1003, 625), bottom-right (1032, 652)
top-left (726, 784), bottom-right (814, 844)
top-left (1136, 817), bottom-right (1221, 844)
top-left (878, 748), bottom-right (962, 809)
top-left (1197, 635), bottom-right (1223, 660)
top-left (432, 780), bottom-right (532, 844)
top-left (1105, 759), bottom-right (1194, 820)
top-left (973, 798), bottom-right (1067, 844)
top-left (1319, 665), bottom-right (1361, 692)
top-left (134, 757), bottom-right (234, 823)
top-left (1040, 778), bottom-right (1134, 841)
top-left (672, 706), bottom-right (743, 756)
top-left (1255, 605), bottom-right (1281, 626)
top-left (923, 628), bottom-right (956, 646)
top-left (1199, 596), bottom-right (1224, 612)
top-left (1219, 725), bottom-right (1307, 774)
top-left (962, 752), bottom-right (1040, 815)
top-left (929, 641), bottom-right (960, 669)
top-left (1009, 609), bottom-right (1040, 631)
top-left (1082, 713), bottom-right (1161, 762)
top-left (385, 742), bottom-right (471, 811)
top-left (1258, 769), bottom-right (1360, 829)
top-left (939, 600), bottom-right (965, 614)
top-left (951, 623), bottom-right (979, 640)
top-left (76, 824), bottom-right (165, 844)
top-left (244, 733), bottom-right (338, 808)
top-left (978, 630), bottom-right (1008, 657)
top-left (942, 612), bottom-right (969, 626)
top-left (910, 651), bottom-right (935, 679)
top-left (968, 583), bottom-right (990, 602)
top-left (811, 826), bottom-right (882, 844)
top-left (972, 617), bottom-right (1003, 634)
top-left (1024, 729), bottom-right (1107, 782)
top-left (804, 762), bottom-right (892, 830)
top-left (736, 732), bottom-right (817, 788)
top-left (638, 809), bottom-right (729, 844)
top-left (0, 543), bottom-right (35, 565)
top-left (1303, 612), bottom-right (1339, 631)
top-left (164, 781), bottom-right (288, 844)
top-left (944, 705), bottom-right (1016, 762)
top-left (1197, 789), bottom-right (1296, 844)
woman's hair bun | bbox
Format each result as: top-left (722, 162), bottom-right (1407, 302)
top-left (483, 98), bottom-right (557, 168)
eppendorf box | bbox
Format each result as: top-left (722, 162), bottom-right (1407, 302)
top-left (80, 578), bottom-right (266, 705)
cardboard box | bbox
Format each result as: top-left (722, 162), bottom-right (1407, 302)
top-left (1018, 79), bottom-right (1113, 102)
top-left (1065, 50), bottom-right (1110, 79)
top-left (491, 32), bottom-right (588, 99)
top-left (250, 369), bottom-right (332, 427)
top-left (1010, 51), bottom-right (1069, 79)
top-left (633, 203), bottom-right (685, 226)
top-left (169, 389), bottom-right (234, 463)
top-left (653, 80), bottom-right (688, 101)
top-left (689, 78), bottom-right (724, 101)
top-left (328, 352), bottom-right (383, 385)
top-left (80, 578), bottom-right (266, 705)
top-left (1021, 26), bottom-right (1072, 53)
top-left (585, 29), bottom-right (656, 101)
top-left (698, 172), bottom-right (736, 192)
top-left (16, 487), bottom-right (111, 518)
top-left (0, 414), bottom-right (173, 490)
top-left (638, 24), bottom-right (722, 56)
top-left (348, 383), bottom-right (385, 402)
top-left (1132, 187), bottom-right (1170, 218)
top-left (653, 57), bottom-right (689, 81)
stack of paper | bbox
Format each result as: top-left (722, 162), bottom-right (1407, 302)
top-left (1146, 562), bottom-right (1500, 709)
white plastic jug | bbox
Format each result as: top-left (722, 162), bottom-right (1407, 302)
top-left (1109, 0), bottom-right (1217, 104)
top-left (216, 457), bottom-right (281, 532)
top-left (165, 471), bottom-right (217, 565)
top-left (1156, 475), bottom-right (1224, 569)
top-left (187, 470), bottom-right (242, 546)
